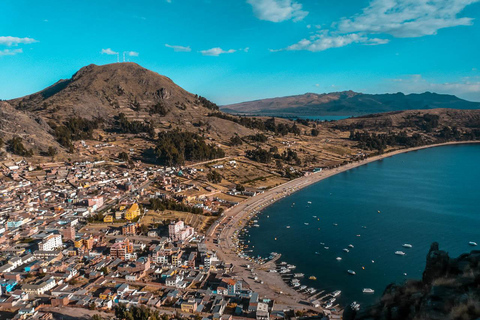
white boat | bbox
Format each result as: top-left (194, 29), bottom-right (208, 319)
top-left (253, 224), bottom-right (260, 227)
top-left (286, 226), bottom-right (291, 229)
top-left (363, 288), bottom-right (375, 294)
top-left (332, 290), bottom-right (341, 297)
top-left (347, 270), bottom-right (356, 275)
top-left (324, 246), bottom-right (329, 250)
top-left (351, 301), bottom-right (361, 311)
top-left (299, 285), bottom-right (307, 291)
top-left (348, 244), bottom-right (354, 248)
top-left (469, 241), bottom-right (478, 246)
top-left (402, 244), bottom-right (413, 248)
top-left (315, 252), bottom-right (320, 255)
top-left (336, 257), bottom-right (342, 261)
top-left (304, 223), bottom-right (309, 225)
top-left (294, 273), bottom-right (304, 278)
top-left (324, 301), bottom-right (333, 309)
top-left (343, 248), bottom-right (350, 253)
top-left (395, 251), bottom-right (406, 256)
top-left (307, 201), bottom-right (312, 204)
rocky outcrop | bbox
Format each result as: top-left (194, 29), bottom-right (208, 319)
top-left (345, 242), bottom-right (480, 320)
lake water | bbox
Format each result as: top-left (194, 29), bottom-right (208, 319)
top-left (246, 144), bottom-right (480, 307)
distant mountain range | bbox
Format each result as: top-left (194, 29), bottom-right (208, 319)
top-left (221, 91), bottom-right (480, 117)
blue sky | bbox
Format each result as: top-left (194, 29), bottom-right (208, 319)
top-left (1, 0), bottom-right (480, 104)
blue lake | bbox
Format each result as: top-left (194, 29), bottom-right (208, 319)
top-left (246, 144), bottom-right (480, 307)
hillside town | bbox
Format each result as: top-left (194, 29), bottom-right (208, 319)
top-left (0, 159), bottom-right (334, 320)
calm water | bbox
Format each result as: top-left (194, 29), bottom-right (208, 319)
top-left (293, 115), bottom-right (351, 121)
top-left (246, 144), bottom-right (480, 307)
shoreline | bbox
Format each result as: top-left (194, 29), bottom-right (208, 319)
top-left (205, 140), bottom-right (480, 311)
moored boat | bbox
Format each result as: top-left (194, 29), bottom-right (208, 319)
top-left (363, 288), bottom-right (375, 293)
top-left (347, 269), bottom-right (356, 275)
top-left (395, 251), bottom-right (406, 256)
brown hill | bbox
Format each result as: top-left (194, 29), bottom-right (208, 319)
top-left (222, 91), bottom-right (480, 116)
top-left (0, 101), bottom-right (61, 152)
top-left (9, 62), bottom-right (215, 122)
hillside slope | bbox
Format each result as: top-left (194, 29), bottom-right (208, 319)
top-left (222, 91), bottom-right (480, 116)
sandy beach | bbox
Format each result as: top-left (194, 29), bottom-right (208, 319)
top-left (205, 141), bottom-right (480, 312)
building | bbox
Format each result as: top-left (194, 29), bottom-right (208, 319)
top-left (218, 278), bottom-right (242, 296)
top-left (181, 299), bottom-right (198, 313)
top-left (125, 203), bottom-right (140, 221)
top-left (110, 238), bottom-right (134, 260)
top-left (22, 277), bottom-right (56, 295)
top-left (39, 234), bottom-right (62, 251)
top-left (168, 221), bottom-right (194, 241)
top-left (62, 224), bottom-right (75, 242)
top-left (122, 223), bottom-right (137, 235)
top-left (256, 302), bottom-right (269, 320)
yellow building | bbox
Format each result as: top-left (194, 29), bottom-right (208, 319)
top-left (103, 215), bottom-right (113, 223)
top-left (125, 203), bottom-right (140, 221)
top-left (74, 239), bottom-right (83, 248)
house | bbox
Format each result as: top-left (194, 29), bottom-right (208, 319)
top-left (103, 215), bottom-right (113, 223)
top-left (22, 277), bottom-right (56, 295)
top-left (256, 302), bottom-right (269, 320)
top-left (125, 203), bottom-right (140, 221)
top-left (181, 298), bottom-right (198, 313)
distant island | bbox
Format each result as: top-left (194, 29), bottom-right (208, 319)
top-left (221, 91), bottom-right (480, 117)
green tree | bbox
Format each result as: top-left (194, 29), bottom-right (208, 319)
top-left (47, 146), bottom-right (57, 157)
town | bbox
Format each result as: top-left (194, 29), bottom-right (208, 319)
top-left (0, 157), bottom-right (336, 320)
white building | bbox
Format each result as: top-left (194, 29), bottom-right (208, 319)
top-left (39, 234), bottom-right (63, 251)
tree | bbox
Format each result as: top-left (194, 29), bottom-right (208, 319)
top-left (7, 137), bottom-right (33, 157)
top-left (91, 315), bottom-right (104, 320)
top-left (118, 151), bottom-right (130, 162)
top-left (207, 170), bottom-right (222, 183)
top-left (47, 146), bottom-right (57, 157)
top-left (235, 184), bottom-right (245, 192)
top-left (311, 128), bottom-right (319, 136)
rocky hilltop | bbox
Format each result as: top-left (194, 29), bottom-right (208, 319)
top-left (344, 243), bottom-right (480, 320)
top-left (222, 91), bottom-right (480, 116)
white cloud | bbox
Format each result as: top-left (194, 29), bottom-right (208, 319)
top-left (338, 0), bottom-right (480, 38)
top-left (165, 44), bottom-right (192, 52)
top-left (200, 47), bottom-right (236, 56)
top-left (0, 48), bottom-right (23, 56)
top-left (125, 51), bottom-right (139, 57)
top-left (275, 0), bottom-right (479, 52)
top-left (101, 48), bottom-right (118, 55)
top-left (247, 0), bottom-right (308, 22)
top-left (284, 33), bottom-right (389, 52)
top-left (0, 36), bottom-right (38, 46)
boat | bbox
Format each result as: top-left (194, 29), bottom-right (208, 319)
top-left (294, 273), bottom-right (304, 278)
top-left (469, 241), bottom-right (478, 246)
top-left (299, 285), bottom-right (307, 291)
top-left (286, 226), bottom-right (290, 229)
top-left (348, 244), bottom-right (354, 248)
top-left (309, 276), bottom-right (317, 280)
top-left (324, 246), bottom-right (329, 250)
top-left (324, 301), bottom-right (333, 309)
top-left (343, 248), bottom-right (350, 253)
top-left (253, 224), bottom-right (260, 227)
top-left (363, 288), bottom-right (375, 294)
top-left (333, 223), bottom-right (338, 226)
top-left (332, 290), bottom-right (341, 297)
top-left (308, 201), bottom-right (312, 204)
top-left (336, 257), bottom-right (342, 261)
top-left (402, 244), bottom-right (413, 248)
top-left (287, 264), bottom-right (296, 269)
top-left (304, 223), bottom-right (309, 225)
top-left (347, 270), bottom-right (356, 275)
top-left (395, 251), bottom-right (406, 256)
top-left (351, 301), bottom-right (361, 311)
top-left (315, 252), bottom-right (320, 255)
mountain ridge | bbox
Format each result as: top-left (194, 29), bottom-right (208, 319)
top-left (222, 91), bottom-right (480, 116)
